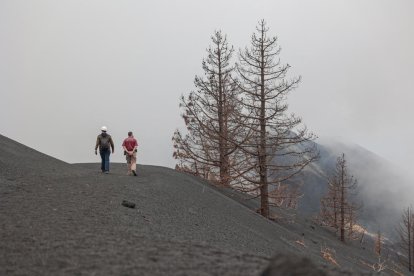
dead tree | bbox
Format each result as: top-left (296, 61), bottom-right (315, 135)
top-left (320, 153), bottom-right (359, 242)
top-left (235, 20), bottom-right (318, 218)
top-left (375, 230), bottom-right (383, 256)
top-left (320, 177), bottom-right (340, 230)
top-left (397, 206), bottom-right (414, 272)
top-left (172, 31), bottom-right (245, 187)
top-left (268, 182), bottom-right (303, 209)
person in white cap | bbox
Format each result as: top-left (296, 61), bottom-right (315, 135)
top-left (95, 126), bottom-right (115, 173)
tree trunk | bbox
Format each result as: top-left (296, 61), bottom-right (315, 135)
top-left (217, 48), bottom-right (227, 187)
top-left (333, 196), bottom-right (338, 229)
top-left (348, 208), bottom-right (354, 239)
top-left (409, 208), bottom-right (412, 272)
top-left (259, 88), bottom-right (269, 217)
top-left (412, 216), bottom-right (414, 272)
top-left (259, 31), bottom-right (269, 218)
top-left (340, 168), bottom-right (345, 242)
top-left (222, 91), bottom-right (230, 187)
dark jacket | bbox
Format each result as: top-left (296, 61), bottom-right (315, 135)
top-left (95, 133), bottom-right (115, 151)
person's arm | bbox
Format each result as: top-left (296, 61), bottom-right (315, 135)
top-left (122, 145), bottom-right (131, 155)
top-left (133, 139), bottom-right (138, 152)
top-left (95, 136), bottom-right (100, 155)
top-left (122, 139), bottom-right (130, 155)
top-left (110, 137), bottom-right (115, 153)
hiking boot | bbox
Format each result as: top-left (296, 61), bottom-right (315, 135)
top-left (132, 170), bottom-right (137, 176)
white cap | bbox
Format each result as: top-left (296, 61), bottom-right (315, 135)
top-left (101, 126), bottom-right (107, 132)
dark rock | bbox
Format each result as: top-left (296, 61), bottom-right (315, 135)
top-left (121, 200), bottom-right (136, 209)
top-left (261, 254), bottom-right (327, 276)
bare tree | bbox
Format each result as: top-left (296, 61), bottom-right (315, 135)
top-left (397, 206), bottom-right (414, 272)
top-left (235, 19), bottom-right (318, 218)
top-left (320, 153), bottom-right (359, 242)
top-left (172, 31), bottom-right (245, 187)
top-left (320, 176), bottom-right (340, 230)
top-left (268, 181), bottom-right (303, 209)
top-left (375, 230), bottom-right (383, 256)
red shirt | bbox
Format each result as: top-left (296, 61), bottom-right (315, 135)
top-left (122, 137), bottom-right (138, 151)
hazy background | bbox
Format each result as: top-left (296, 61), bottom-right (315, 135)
top-left (1, 0), bottom-right (413, 173)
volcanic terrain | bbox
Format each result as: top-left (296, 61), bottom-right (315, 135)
top-left (0, 134), bottom-right (404, 275)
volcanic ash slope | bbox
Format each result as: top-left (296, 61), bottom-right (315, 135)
top-left (0, 134), bottom-right (380, 275)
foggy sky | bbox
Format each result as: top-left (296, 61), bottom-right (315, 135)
top-left (1, 0), bottom-right (414, 173)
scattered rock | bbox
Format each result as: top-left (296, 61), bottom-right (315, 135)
top-left (121, 200), bottom-right (136, 209)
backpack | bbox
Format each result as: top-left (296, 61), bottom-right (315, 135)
top-left (100, 135), bottom-right (111, 150)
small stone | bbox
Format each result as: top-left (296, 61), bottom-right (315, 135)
top-left (121, 200), bottom-right (136, 209)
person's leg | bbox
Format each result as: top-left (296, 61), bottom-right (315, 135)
top-left (126, 154), bottom-right (132, 175)
top-left (131, 152), bottom-right (137, 175)
top-left (104, 150), bottom-right (110, 172)
top-left (100, 150), bottom-right (105, 172)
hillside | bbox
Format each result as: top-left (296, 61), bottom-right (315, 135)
top-left (295, 139), bottom-right (413, 238)
top-left (0, 134), bottom-right (405, 275)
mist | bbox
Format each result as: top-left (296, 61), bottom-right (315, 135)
top-left (1, 0), bottom-right (413, 175)
top-left (317, 138), bottom-right (414, 237)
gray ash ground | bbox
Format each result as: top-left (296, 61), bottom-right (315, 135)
top-left (0, 134), bottom-right (401, 275)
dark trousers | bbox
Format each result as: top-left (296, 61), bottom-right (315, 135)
top-left (100, 149), bottom-right (111, 172)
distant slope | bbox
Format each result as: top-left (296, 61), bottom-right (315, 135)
top-left (0, 133), bottom-right (82, 178)
top-left (297, 138), bottom-right (413, 238)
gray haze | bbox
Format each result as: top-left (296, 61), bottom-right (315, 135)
top-left (1, 0), bottom-right (414, 178)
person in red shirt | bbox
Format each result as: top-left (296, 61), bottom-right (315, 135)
top-left (122, 131), bottom-right (138, 176)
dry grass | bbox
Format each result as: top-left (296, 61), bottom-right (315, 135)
top-left (350, 223), bottom-right (366, 234)
top-left (295, 238), bottom-right (306, 248)
top-left (388, 267), bottom-right (404, 276)
top-left (360, 257), bottom-right (387, 273)
top-left (347, 224), bottom-right (366, 236)
top-left (320, 245), bottom-right (339, 267)
top-left (387, 262), bottom-right (405, 276)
